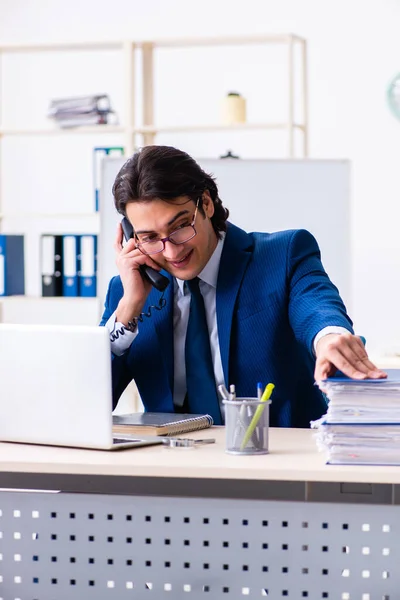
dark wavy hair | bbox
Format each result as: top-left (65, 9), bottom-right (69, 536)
top-left (112, 145), bottom-right (229, 236)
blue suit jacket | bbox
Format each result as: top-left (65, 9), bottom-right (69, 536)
top-left (100, 223), bottom-right (353, 428)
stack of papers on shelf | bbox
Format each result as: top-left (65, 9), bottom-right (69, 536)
top-left (48, 94), bottom-right (117, 128)
top-left (312, 369), bottom-right (400, 465)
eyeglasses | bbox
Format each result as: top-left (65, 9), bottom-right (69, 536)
top-left (135, 198), bottom-right (200, 256)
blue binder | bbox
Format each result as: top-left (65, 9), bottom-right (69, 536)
top-left (78, 235), bottom-right (97, 297)
top-left (93, 147), bottom-right (124, 211)
top-left (62, 235), bottom-right (79, 297)
top-left (0, 235), bottom-right (25, 297)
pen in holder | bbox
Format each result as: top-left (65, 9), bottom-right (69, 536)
top-left (223, 396), bottom-right (271, 455)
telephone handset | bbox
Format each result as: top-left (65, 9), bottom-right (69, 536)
top-left (121, 217), bottom-right (170, 292)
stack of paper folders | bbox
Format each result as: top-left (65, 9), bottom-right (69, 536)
top-left (312, 369), bottom-right (400, 465)
top-left (47, 94), bottom-right (117, 128)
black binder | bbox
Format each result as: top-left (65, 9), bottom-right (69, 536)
top-left (41, 235), bottom-right (63, 297)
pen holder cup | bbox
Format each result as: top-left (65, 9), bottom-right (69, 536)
top-left (223, 398), bottom-right (270, 455)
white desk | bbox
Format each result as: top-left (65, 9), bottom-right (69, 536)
top-left (1, 428), bottom-right (399, 599)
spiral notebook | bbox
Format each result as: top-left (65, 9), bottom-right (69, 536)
top-left (112, 412), bottom-right (214, 436)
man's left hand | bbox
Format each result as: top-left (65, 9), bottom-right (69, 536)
top-left (314, 332), bottom-right (387, 382)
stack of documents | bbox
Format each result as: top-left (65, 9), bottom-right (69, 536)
top-left (48, 94), bottom-right (117, 128)
top-left (313, 369), bottom-right (400, 465)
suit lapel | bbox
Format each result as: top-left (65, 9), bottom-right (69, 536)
top-left (217, 224), bottom-right (253, 385)
top-left (142, 225), bottom-right (253, 402)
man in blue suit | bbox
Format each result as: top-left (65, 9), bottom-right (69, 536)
top-left (101, 146), bottom-right (385, 427)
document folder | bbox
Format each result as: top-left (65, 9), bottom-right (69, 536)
top-left (78, 235), bottom-right (97, 297)
top-left (62, 235), bottom-right (79, 297)
top-left (0, 235), bottom-right (25, 296)
top-left (93, 146), bottom-right (124, 211)
top-left (41, 235), bottom-right (63, 297)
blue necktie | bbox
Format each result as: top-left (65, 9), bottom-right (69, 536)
top-left (185, 278), bottom-right (222, 425)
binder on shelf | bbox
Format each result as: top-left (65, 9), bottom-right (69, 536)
top-left (93, 146), bottom-right (124, 211)
top-left (48, 94), bottom-right (116, 129)
top-left (78, 235), bottom-right (97, 297)
top-left (48, 94), bottom-right (111, 117)
top-left (53, 113), bottom-right (113, 128)
top-left (62, 235), bottom-right (79, 297)
top-left (41, 235), bottom-right (63, 297)
top-left (0, 235), bottom-right (25, 297)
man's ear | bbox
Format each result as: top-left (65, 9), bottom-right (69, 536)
top-left (202, 190), bottom-right (215, 218)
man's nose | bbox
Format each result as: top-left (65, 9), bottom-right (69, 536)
top-left (163, 240), bottom-right (187, 259)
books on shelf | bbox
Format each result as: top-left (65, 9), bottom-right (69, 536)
top-left (0, 235), bottom-right (25, 297)
top-left (112, 412), bottom-right (214, 436)
top-left (41, 234), bottom-right (98, 298)
top-left (48, 94), bottom-right (117, 128)
top-left (313, 370), bottom-right (400, 465)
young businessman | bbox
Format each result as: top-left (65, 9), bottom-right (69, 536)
top-left (101, 145), bottom-right (385, 426)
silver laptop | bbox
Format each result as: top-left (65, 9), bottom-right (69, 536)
top-left (0, 323), bottom-right (163, 451)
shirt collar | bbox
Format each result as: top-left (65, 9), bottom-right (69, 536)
top-left (175, 233), bottom-right (226, 295)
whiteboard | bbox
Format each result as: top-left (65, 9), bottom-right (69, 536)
top-left (98, 158), bottom-right (351, 311)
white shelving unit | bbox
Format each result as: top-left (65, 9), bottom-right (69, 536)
top-left (0, 40), bottom-right (136, 148)
top-left (0, 34), bottom-right (308, 152)
top-left (0, 39), bottom-right (134, 324)
top-left (0, 34), bottom-right (308, 326)
top-left (135, 33), bottom-right (308, 156)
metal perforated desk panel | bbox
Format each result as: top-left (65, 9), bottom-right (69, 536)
top-left (1, 428), bottom-right (400, 600)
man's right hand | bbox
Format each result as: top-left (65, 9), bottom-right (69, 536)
top-left (114, 223), bottom-right (160, 326)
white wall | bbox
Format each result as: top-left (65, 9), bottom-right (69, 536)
top-left (1, 0), bottom-right (400, 354)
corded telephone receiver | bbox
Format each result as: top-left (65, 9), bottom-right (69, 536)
top-left (109, 217), bottom-right (168, 342)
top-left (121, 217), bottom-right (170, 292)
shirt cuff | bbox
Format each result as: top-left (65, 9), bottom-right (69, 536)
top-left (105, 311), bottom-right (138, 357)
top-left (313, 326), bottom-right (350, 355)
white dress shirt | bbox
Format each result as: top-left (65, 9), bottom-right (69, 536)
top-left (106, 234), bottom-right (348, 406)
top-left (107, 236), bottom-right (226, 409)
